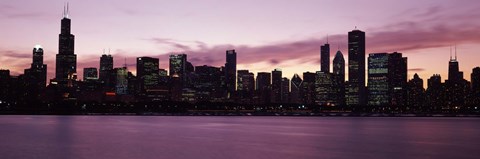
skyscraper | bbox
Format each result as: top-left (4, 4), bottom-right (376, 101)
top-left (320, 43), bottom-right (330, 73)
top-left (256, 72), bottom-right (271, 104)
top-left (315, 71), bottom-right (335, 106)
top-left (271, 69), bottom-right (282, 103)
top-left (426, 74), bottom-right (446, 109)
top-left (302, 72), bottom-right (316, 104)
top-left (99, 54), bottom-right (113, 85)
top-left (194, 65), bottom-right (222, 101)
top-left (225, 50), bottom-right (237, 98)
top-left (237, 70), bottom-right (255, 103)
top-left (23, 45), bottom-right (47, 101)
top-left (346, 29), bottom-right (366, 106)
top-left (28, 45), bottom-right (47, 87)
top-left (169, 54), bottom-right (187, 81)
top-left (445, 50), bottom-right (467, 108)
top-left (407, 73), bottom-right (425, 109)
top-left (367, 52), bottom-right (407, 106)
top-left (115, 67), bottom-right (128, 95)
top-left (290, 74), bottom-right (303, 104)
top-left (332, 50), bottom-right (345, 106)
top-left (388, 52), bottom-right (407, 107)
top-left (281, 77), bottom-right (290, 103)
top-left (367, 53), bottom-right (390, 106)
top-left (137, 57), bottom-right (159, 92)
top-left (55, 4), bottom-right (76, 81)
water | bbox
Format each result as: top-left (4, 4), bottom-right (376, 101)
top-left (0, 116), bottom-right (479, 159)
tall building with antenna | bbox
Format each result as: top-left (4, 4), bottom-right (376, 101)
top-left (55, 3), bottom-right (77, 82)
top-left (446, 46), bottom-right (468, 108)
top-left (346, 28), bottom-right (366, 106)
top-left (320, 36), bottom-right (330, 73)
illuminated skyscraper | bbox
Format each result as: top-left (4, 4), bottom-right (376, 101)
top-left (169, 54), bottom-right (187, 81)
top-left (115, 67), bottom-right (128, 95)
top-left (367, 53), bottom-right (390, 106)
top-left (315, 71), bottom-right (335, 106)
top-left (55, 4), bottom-right (76, 81)
top-left (346, 29), bottom-right (366, 106)
top-left (137, 57), bottom-right (159, 91)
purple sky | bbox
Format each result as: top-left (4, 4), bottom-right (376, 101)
top-left (1, 0), bottom-right (480, 86)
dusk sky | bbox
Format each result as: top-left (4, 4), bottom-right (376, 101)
top-left (1, 0), bottom-right (480, 87)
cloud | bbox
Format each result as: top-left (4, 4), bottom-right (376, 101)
top-left (1, 50), bottom-right (31, 58)
top-left (408, 68), bottom-right (425, 72)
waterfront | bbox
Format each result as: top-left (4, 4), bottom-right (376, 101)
top-left (0, 116), bottom-right (479, 159)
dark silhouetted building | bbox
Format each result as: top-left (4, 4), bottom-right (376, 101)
top-left (271, 69), bottom-right (282, 103)
top-left (137, 57), bottom-right (159, 92)
top-left (302, 72), bottom-right (316, 105)
top-left (321, 43), bottom-right (330, 73)
top-left (333, 50), bottom-right (345, 106)
top-left (83, 67), bottom-right (98, 81)
top-left (99, 54), bottom-right (114, 87)
top-left (194, 65), bottom-right (222, 102)
top-left (426, 74), bottom-right (446, 110)
top-left (388, 52), bottom-right (407, 107)
top-left (55, 5), bottom-right (76, 82)
top-left (225, 50), bottom-right (237, 99)
top-left (470, 67), bottom-right (480, 106)
top-left (281, 77), bottom-right (290, 103)
top-left (24, 45), bottom-right (47, 101)
top-left (237, 70), bottom-right (255, 103)
top-left (445, 52), bottom-right (468, 108)
top-left (256, 72), bottom-right (271, 104)
top-left (346, 29), bottom-right (366, 106)
top-left (0, 70), bottom-right (10, 103)
top-left (290, 74), bottom-right (303, 104)
top-left (407, 73), bottom-right (425, 109)
top-left (472, 67), bottom-right (480, 93)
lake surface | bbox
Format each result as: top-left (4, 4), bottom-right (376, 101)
top-left (0, 116), bottom-right (479, 159)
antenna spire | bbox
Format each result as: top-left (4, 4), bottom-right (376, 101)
top-left (63, 2), bottom-right (70, 18)
top-left (124, 57), bottom-right (127, 68)
top-left (326, 34), bottom-right (329, 44)
top-left (449, 46), bottom-right (452, 60)
top-left (455, 45), bottom-right (457, 60)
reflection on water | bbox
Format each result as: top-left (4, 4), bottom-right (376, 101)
top-left (0, 116), bottom-right (479, 159)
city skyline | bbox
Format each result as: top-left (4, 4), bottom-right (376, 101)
top-left (1, 0), bottom-right (480, 88)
